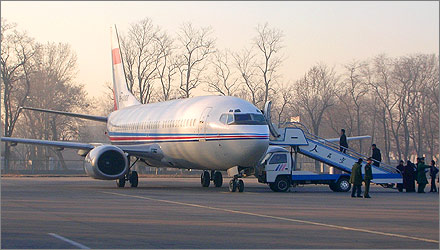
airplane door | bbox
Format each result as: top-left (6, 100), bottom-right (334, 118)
top-left (198, 107), bottom-right (212, 141)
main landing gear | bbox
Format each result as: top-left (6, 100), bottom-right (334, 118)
top-left (200, 170), bottom-right (223, 188)
top-left (116, 157), bottom-right (139, 188)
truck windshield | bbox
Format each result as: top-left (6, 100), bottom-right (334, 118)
top-left (269, 154), bottom-right (287, 164)
top-left (229, 113), bottom-right (267, 125)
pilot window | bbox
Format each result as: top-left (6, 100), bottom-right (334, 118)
top-left (219, 114), bottom-right (227, 124)
top-left (230, 113), bottom-right (267, 125)
top-left (269, 154), bottom-right (287, 164)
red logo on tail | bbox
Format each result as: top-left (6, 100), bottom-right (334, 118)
top-left (112, 48), bottom-right (121, 65)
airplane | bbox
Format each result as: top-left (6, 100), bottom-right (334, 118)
top-left (1, 25), bottom-right (270, 192)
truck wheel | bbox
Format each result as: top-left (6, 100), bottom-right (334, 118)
top-left (274, 176), bottom-right (290, 192)
top-left (329, 182), bottom-right (338, 192)
top-left (269, 183), bottom-right (278, 192)
top-left (336, 177), bottom-right (351, 192)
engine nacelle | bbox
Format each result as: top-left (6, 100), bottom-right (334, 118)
top-left (84, 145), bottom-right (128, 180)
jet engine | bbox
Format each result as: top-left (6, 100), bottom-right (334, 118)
top-left (84, 145), bottom-right (128, 180)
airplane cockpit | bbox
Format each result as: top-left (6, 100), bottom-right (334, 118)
top-left (218, 112), bottom-right (267, 125)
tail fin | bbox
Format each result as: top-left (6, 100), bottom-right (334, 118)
top-left (111, 25), bottom-right (140, 110)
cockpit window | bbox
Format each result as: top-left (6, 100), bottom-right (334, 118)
top-left (231, 113), bottom-right (267, 125)
top-left (219, 113), bottom-right (267, 125)
top-left (219, 114), bottom-right (227, 124)
top-left (227, 114), bottom-right (234, 124)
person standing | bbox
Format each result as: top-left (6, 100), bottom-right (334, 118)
top-left (404, 160), bottom-right (416, 192)
top-left (396, 160), bottom-right (405, 192)
top-left (416, 157), bottom-right (431, 193)
top-left (371, 144), bottom-right (382, 167)
top-left (339, 129), bottom-right (348, 153)
top-left (429, 160), bottom-right (439, 192)
top-left (363, 158), bottom-right (373, 198)
top-left (350, 158), bottom-right (363, 198)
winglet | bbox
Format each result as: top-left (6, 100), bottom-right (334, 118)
top-left (111, 25), bottom-right (140, 110)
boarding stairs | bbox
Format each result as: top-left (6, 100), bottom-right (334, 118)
top-left (269, 126), bottom-right (402, 184)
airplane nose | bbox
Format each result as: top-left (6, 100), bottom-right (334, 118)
top-left (234, 139), bottom-right (269, 167)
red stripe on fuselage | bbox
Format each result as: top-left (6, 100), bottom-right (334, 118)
top-left (112, 48), bottom-right (121, 65)
top-left (109, 135), bottom-right (269, 141)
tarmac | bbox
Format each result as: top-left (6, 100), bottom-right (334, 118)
top-left (1, 176), bottom-right (439, 249)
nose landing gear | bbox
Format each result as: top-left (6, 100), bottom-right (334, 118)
top-left (229, 178), bottom-right (244, 192)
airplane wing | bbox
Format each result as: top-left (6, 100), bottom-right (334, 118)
top-left (1, 137), bottom-right (95, 150)
top-left (322, 135), bottom-right (371, 143)
top-left (1, 137), bottom-right (163, 160)
top-left (20, 107), bottom-right (108, 122)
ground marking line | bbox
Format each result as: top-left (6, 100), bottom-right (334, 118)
top-left (48, 233), bottom-right (90, 249)
top-left (102, 191), bottom-right (439, 244)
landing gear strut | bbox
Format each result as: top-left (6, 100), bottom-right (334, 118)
top-left (116, 157), bottom-right (139, 188)
top-left (229, 178), bottom-right (244, 192)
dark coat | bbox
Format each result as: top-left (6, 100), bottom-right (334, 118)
top-left (372, 148), bottom-right (381, 165)
top-left (350, 163), bottom-right (363, 185)
top-left (403, 163), bottom-right (416, 191)
top-left (416, 162), bottom-right (430, 184)
top-left (364, 163), bottom-right (373, 181)
top-left (340, 134), bottom-right (348, 148)
top-left (430, 166), bottom-right (439, 178)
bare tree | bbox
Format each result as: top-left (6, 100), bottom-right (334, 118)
top-left (206, 50), bottom-right (238, 96)
top-left (177, 22), bottom-right (215, 98)
top-left (272, 82), bottom-right (294, 126)
top-left (337, 60), bottom-right (369, 152)
top-left (254, 23), bottom-right (284, 107)
top-left (1, 19), bottom-right (38, 172)
top-left (294, 63), bottom-right (339, 136)
top-left (155, 31), bottom-right (179, 101)
top-left (233, 48), bottom-right (263, 106)
top-left (121, 18), bottom-right (160, 103)
top-left (19, 42), bottom-right (89, 170)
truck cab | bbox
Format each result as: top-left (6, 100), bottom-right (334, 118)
top-left (256, 146), bottom-right (352, 192)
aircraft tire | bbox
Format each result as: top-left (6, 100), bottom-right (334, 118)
top-left (237, 179), bottom-right (244, 192)
top-left (116, 177), bottom-right (125, 188)
top-left (213, 172), bottom-right (223, 187)
top-left (229, 179), bottom-right (237, 192)
top-left (129, 171), bottom-right (139, 187)
top-left (201, 171), bottom-right (210, 187)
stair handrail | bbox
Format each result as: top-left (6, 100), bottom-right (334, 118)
top-left (279, 123), bottom-right (400, 174)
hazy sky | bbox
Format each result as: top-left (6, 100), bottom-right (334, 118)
top-left (2, 1), bottom-right (439, 98)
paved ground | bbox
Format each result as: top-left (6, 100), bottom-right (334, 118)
top-left (1, 177), bottom-right (439, 249)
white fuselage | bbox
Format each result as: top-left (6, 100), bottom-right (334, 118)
top-left (106, 96), bottom-right (270, 171)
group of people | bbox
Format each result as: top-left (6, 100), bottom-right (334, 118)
top-left (396, 157), bottom-right (439, 193)
top-left (349, 157), bottom-right (373, 198)
top-left (340, 129), bottom-right (439, 196)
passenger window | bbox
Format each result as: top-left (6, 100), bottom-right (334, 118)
top-left (219, 114), bottom-right (227, 124)
top-left (269, 154), bottom-right (287, 164)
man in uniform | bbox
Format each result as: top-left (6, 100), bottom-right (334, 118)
top-left (339, 129), bottom-right (348, 153)
top-left (396, 160), bottom-right (405, 192)
top-left (429, 160), bottom-right (438, 192)
top-left (363, 157), bottom-right (373, 198)
top-left (404, 160), bottom-right (416, 192)
top-left (350, 158), bottom-right (363, 198)
top-left (371, 144), bottom-right (381, 167)
top-left (416, 157), bottom-right (431, 193)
